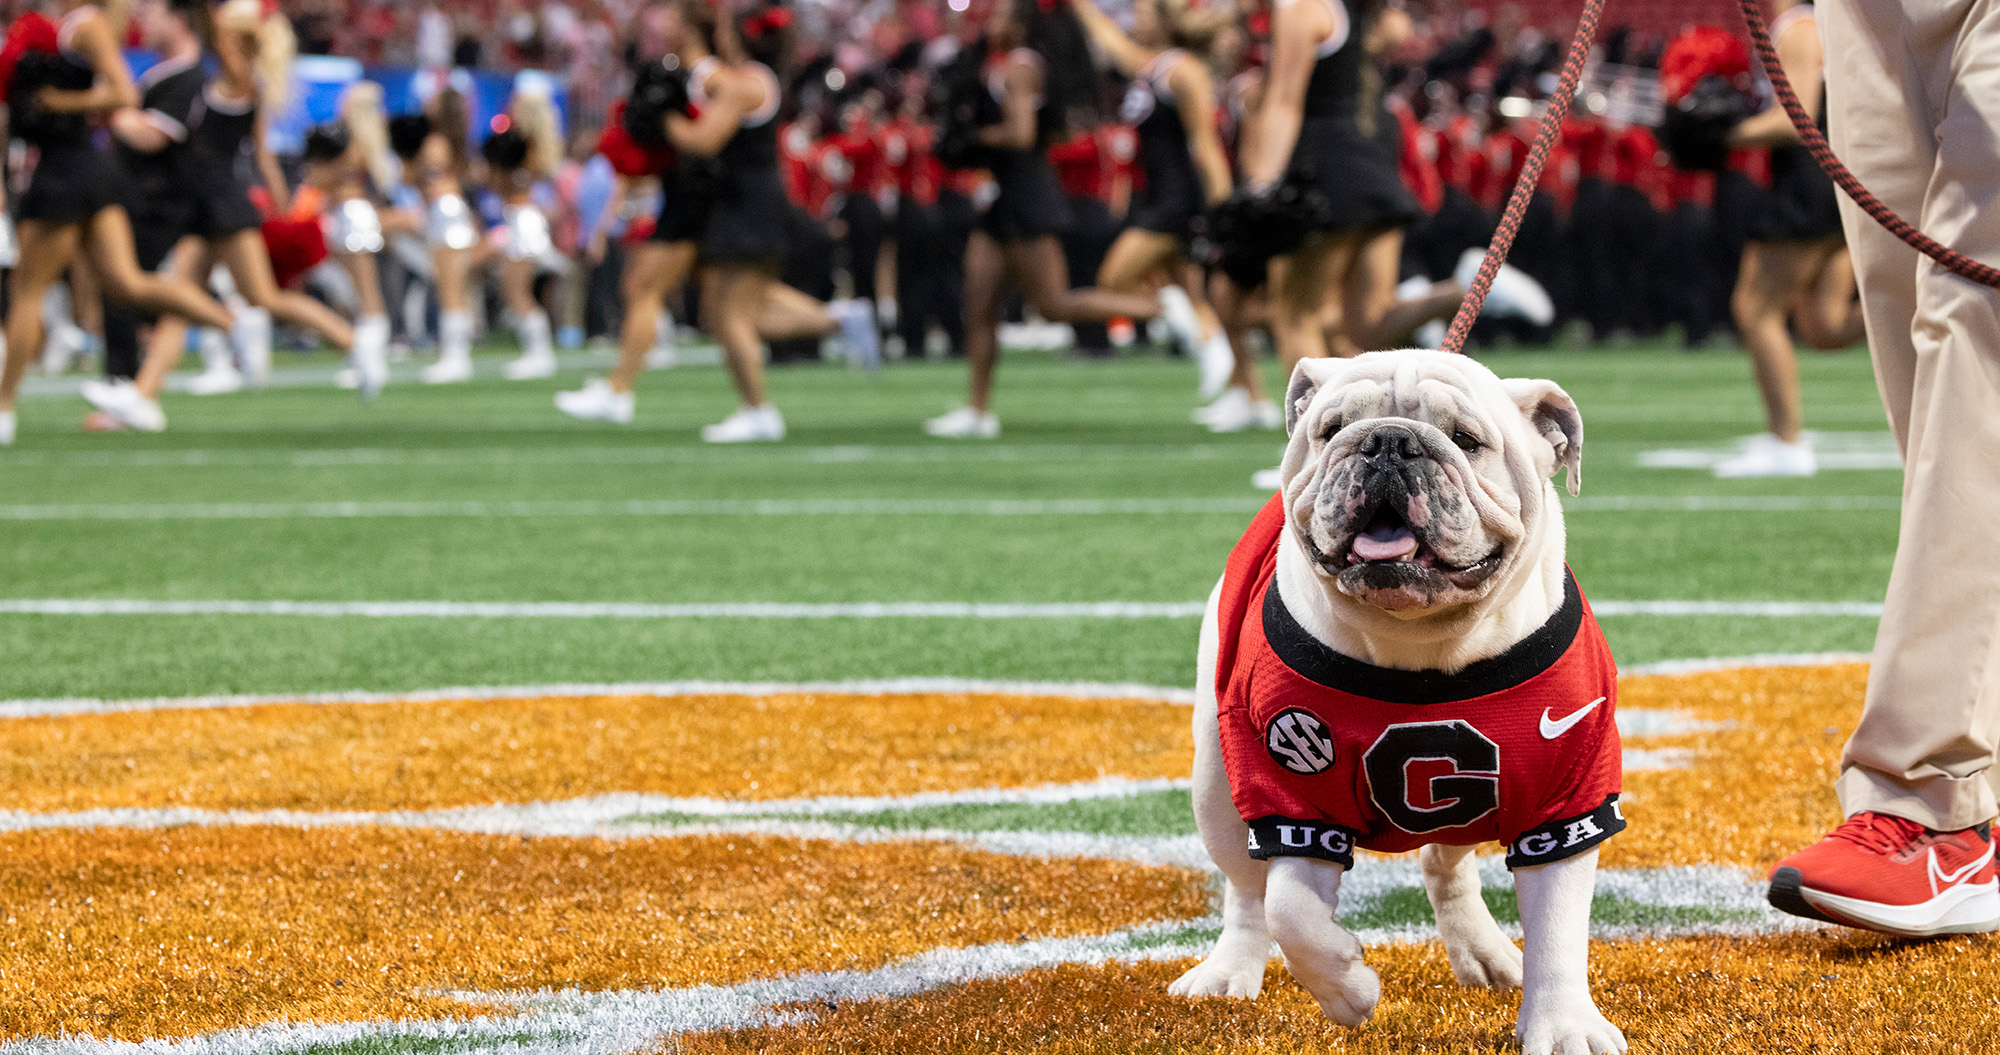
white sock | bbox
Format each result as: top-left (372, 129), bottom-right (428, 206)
top-left (514, 310), bottom-right (553, 360)
top-left (198, 328), bottom-right (235, 373)
top-left (353, 314), bottom-right (390, 360)
top-left (653, 310), bottom-right (674, 352)
top-left (439, 310), bottom-right (473, 366)
top-left (233, 307), bottom-right (272, 383)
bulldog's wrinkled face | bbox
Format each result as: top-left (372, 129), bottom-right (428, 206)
top-left (1279, 350), bottom-right (1583, 615)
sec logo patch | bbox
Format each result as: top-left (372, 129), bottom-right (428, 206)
top-left (1266, 708), bottom-right (1335, 775)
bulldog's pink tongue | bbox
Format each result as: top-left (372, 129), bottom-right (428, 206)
top-left (1352, 524), bottom-right (1420, 562)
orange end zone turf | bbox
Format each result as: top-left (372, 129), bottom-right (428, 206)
top-left (677, 932), bottom-right (2000, 1054)
top-left (0, 691), bottom-right (1193, 811)
top-left (0, 826), bottom-right (1206, 1041)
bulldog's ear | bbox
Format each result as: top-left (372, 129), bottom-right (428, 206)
top-left (1284, 357), bottom-right (1348, 436)
top-left (1501, 378), bottom-right (1584, 495)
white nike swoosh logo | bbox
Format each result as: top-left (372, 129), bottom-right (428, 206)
top-left (1540, 697), bottom-right (1607, 739)
top-left (1930, 841), bottom-right (1995, 894)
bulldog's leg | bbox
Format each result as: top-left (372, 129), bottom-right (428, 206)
top-left (1513, 849), bottom-right (1626, 1055)
top-left (1421, 843), bottom-right (1523, 988)
top-left (1171, 579), bottom-right (1274, 999)
top-left (1266, 856), bottom-right (1381, 1026)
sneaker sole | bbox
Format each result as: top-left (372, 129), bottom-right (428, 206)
top-left (1771, 866), bottom-right (2000, 935)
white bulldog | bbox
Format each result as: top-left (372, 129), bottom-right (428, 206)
top-left (1176, 349), bottom-right (1626, 1055)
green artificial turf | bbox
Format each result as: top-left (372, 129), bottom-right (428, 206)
top-left (1340, 884), bottom-right (1761, 931)
top-left (0, 341), bottom-right (1896, 700)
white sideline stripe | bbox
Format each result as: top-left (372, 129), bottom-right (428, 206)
top-left (0, 598), bottom-right (1211, 619)
top-left (1622, 651), bottom-right (1873, 676)
top-left (1590, 600), bottom-right (1882, 617)
top-left (0, 443), bottom-right (1257, 469)
top-left (0, 495), bottom-right (1901, 519)
top-left (599, 776), bottom-right (1194, 818)
top-left (0, 597), bottom-right (1884, 620)
top-left (0, 678), bottom-right (1200, 719)
top-left (1565, 495), bottom-right (1898, 512)
top-left (0, 498), bottom-right (1270, 520)
top-left (0, 660), bottom-right (1868, 720)
top-left (0, 807), bottom-right (1221, 869)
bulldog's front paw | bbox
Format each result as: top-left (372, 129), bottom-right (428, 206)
top-left (1515, 996), bottom-right (1626, 1055)
top-left (1167, 949), bottom-right (1266, 999)
top-left (1441, 924), bottom-right (1523, 989)
top-left (1278, 947), bottom-right (1381, 1026)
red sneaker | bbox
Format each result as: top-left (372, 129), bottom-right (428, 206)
top-left (1768, 812), bottom-right (2000, 935)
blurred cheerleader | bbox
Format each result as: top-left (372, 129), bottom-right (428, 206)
top-left (1236, 0), bottom-right (1544, 379)
top-left (559, 0), bottom-right (877, 436)
top-left (392, 82), bottom-right (480, 384)
top-left (1067, 0), bottom-right (1239, 405)
top-left (0, 0), bottom-right (233, 443)
top-left (479, 82), bottom-right (568, 381)
top-left (924, 0), bottom-right (1169, 440)
top-left (308, 81), bottom-right (397, 394)
top-left (83, 0), bottom-right (376, 429)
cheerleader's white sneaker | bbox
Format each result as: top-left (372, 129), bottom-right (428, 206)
top-left (555, 378), bottom-right (635, 424)
top-left (80, 378), bottom-right (166, 433)
top-left (422, 355), bottom-right (474, 384)
top-left (924, 406), bottom-right (1000, 439)
top-left (1714, 433), bottom-right (1818, 478)
top-left (702, 404), bottom-right (786, 443)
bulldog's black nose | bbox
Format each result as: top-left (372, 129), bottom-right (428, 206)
top-left (1360, 424), bottom-right (1423, 464)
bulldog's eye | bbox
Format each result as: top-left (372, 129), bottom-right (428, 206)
top-left (1451, 429), bottom-right (1482, 453)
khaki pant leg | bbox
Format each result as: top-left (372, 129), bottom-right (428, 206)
top-left (1825, 0), bottom-right (2000, 830)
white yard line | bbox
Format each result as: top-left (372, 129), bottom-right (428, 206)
top-left (0, 598), bottom-right (1213, 619)
top-left (0, 497), bottom-right (1272, 520)
top-left (1564, 495), bottom-right (1898, 511)
top-left (0, 677), bottom-right (1201, 719)
top-left (0, 661), bottom-right (1850, 720)
top-left (0, 444), bottom-right (1257, 469)
top-left (0, 494), bottom-right (1900, 519)
top-left (1622, 651), bottom-right (1872, 676)
top-left (0, 597), bottom-right (1883, 620)
top-left (1590, 600), bottom-right (1882, 617)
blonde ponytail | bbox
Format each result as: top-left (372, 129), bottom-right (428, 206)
top-left (216, 0), bottom-right (296, 112)
top-left (509, 86), bottom-right (565, 179)
top-left (341, 81), bottom-right (395, 193)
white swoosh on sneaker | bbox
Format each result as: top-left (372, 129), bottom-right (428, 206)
top-left (1540, 697), bottom-right (1607, 740)
top-left (1930, 840), bottom-right (1995, 895)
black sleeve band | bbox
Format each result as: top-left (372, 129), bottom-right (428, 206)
top-left (1246, 816), bottom-right (1361, 869)
top-left (1505, 794), bottom-right (1627, 870)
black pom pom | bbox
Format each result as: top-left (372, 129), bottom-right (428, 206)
top-left (1659, 75), bottom-right (1750, 172)
top-left (623, 60), bottom-right (691, 148)
top-left (481, 127), bottom-right (530, 170)
top-left (8, 49), bottom-right (88, 145)
top-left (303, 122), bottom-right (350, 162)
top-left (387, 113), bottom-right (433, 161)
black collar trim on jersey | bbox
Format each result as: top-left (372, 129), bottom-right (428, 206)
top-left (1262, 568), bottom-right (1584, 705)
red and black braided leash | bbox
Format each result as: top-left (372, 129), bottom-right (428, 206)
top-left (1440, 0), bottom-right (2000, 357)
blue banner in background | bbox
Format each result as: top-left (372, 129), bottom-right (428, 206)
top-left (123, 49), bottom-right (569, 156)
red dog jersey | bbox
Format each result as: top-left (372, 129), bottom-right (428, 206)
top-left (1216, 495), bottom-right (1625, 870)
